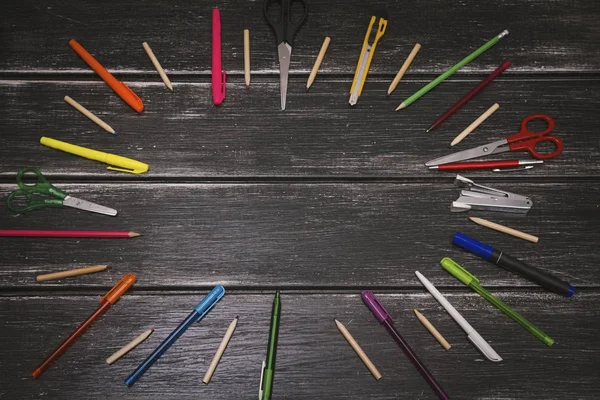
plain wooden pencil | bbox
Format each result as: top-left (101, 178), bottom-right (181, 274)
top-left (334, 319), bottom-right (382, 380)
top-left (469, 217), bottom-right (539, 243)
top-left (414, 309), bottom-right (451, 350)
top-left (387, 43), bottom-right (421, 95)
top-left (106, 329), bottom-right (154, 365)
top-left (36, 265), bottom-right (108, 282)
top-left (244, 30), bottom-right (251, 88)
top-left (451, 103), bottom-right (499, 146)
top-left (142, 42), bottom-right (173, 91)
top-left (64, 96), bottom-right (116, 135)
top-left (203, 317), bottom-right (238, 384)
top-left (306, 36), bottom-right (331, 90)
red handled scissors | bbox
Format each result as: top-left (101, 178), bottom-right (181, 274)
top-left (425, 114), bottom-right (564, 167)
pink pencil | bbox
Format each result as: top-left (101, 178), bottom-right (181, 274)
top-left (0, 230), bottom-right (140, 238)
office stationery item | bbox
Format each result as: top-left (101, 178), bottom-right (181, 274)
top-left (306, 36), bottom-right (331, 90)
top-left (451, 103), bottom-right (500, 146)
top-left (142, 42), bottom-right (173, 91)
top-left (64, 96), bottom-right (116, 135)
top-left (492, 165), bottom-right (534, 172)
top-left (106, 329), bottom-right (155, 365)
top-left (413, 310), bottom-right (451, 350)
top-left (125, 285), bottom-right (225, 386)
top-left (264, 0), bottom-right (307, 110)
top-left (69, 40), bottom-right (144, 112)
top-left (0, 230), bottom-right (139, 238)
top-left (259, 291), bottom-right (281, 400)
top-left (31, 273), bottom-right (136, 378)
top-left (334, 319), bottom-right (382, 380)
top-left (244, 30), bottom-right (251, 87)
top-left (440, 257), bottom-right (554, 346)
top-left (396, 30), bottom-right (508, 110)
top-left (40, 137), bottom-right (149, 174)
top-left (36, 265), bottom-right (108, 282)
top-left (451, 174), bottom-right (533, 213)
top-left (387, 43), bottom-right (421, 95)
top-left (427, 61), bottom-right (510, 132)
top-left (203, 317), bottom-right (239, 384)
top-left (453, 232), bottom-right (575, 296)
top-left (469, 217), bottom-right (539, 243)
top-left (212, 9), bottom-right (226, 105)
top-left (414, 272), bottom-right (502, 362)
top-left (7, 167), bottom-right (117, 216)
top-left (361, 291), bottom-right (450, 399)
top-left (349, 16), bottom-right (387, 105)
top-left (430, 159), bottom-right (542, 172)
top-left (426, 114), bottom-right (563, 166)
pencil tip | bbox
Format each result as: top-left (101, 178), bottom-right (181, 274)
top-left (129, 232), bottom-right (141, 238)
top-left (396, 103), bottom-right (407, 111)
top-left (113, 131), bottom-right (118, 136)
top-left (425, 128), bottom-right (431, 133)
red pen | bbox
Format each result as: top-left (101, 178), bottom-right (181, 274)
top-left (429, 160), bottom-right (542, 171)
top-left (212, 8), bottom-right (226, 105)
top-left (427, 61), bottom-right (511, 132)
top-left (31, 274), bottom-right (136, 378)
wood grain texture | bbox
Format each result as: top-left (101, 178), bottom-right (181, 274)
top-left (1, 0), bottom-right (599, 74)
top-left (0, 182), bottom-right (597, 289)
top-left (1, 292), bottom-right (598, 399)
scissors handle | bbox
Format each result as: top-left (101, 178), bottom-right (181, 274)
top-left (507, 114), bottom-right (564, 159)
top-left (15, 167), bottom-right (67, 198)
top-left (264, 0), bottom-right (307, 45)
top-left (7, 189), bottom-right (63, 214)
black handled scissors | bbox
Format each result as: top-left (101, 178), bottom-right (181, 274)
top-left (264, 0), bottom-right (308, 110)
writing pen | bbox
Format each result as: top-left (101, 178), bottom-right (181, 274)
top-left (361, 291), bottom-right (450, 400)
top-left (440, 257), bottom-right (554, 346)
top-left (125, 285), bottom-right (226, 386)
top-left (259, 291), bottom-right (281, 400)
top-left (32, 273), bottom-right (136, 378)
top-left (429, 160), bottom-right (543, 172)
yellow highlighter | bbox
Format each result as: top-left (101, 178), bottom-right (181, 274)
top-left (40, 137), bottom-right (149, 174)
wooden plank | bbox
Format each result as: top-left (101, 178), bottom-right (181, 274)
top-left (1, 0), bottom-right (599, 74)
top-left (0, 182), bottom-right (597, 289)
top-left (1, 291), bottom-right (597, 399)
top-left (0, 78), bottom-right (598, 178)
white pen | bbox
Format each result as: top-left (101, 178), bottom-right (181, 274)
top-left (415, 271), bottom-right (502, 362)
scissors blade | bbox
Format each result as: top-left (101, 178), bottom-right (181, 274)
top-left (277, 42), bottom-right (292, 111)
top-left (63, 196), bottom-right (118, 216)
top-left (425, 139), bottom-right (509, 166)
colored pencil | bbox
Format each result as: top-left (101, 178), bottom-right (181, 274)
top-left (396, 30), bottom-right (508, 111)
top-left (36, 265), bottom-right (108, 282)
top-left (469, 217), bottom-right (539, 243)
top-left (451, 103), bottom-right (499, 146)
top-left (106, 329), bottom-right (155, 365)
top-left (334, 319), bottom-right (382, 380)
top-left (427, 61), bottom-right (510, 132)
top-left (306, 37), bottom-right (331, 90)
top-left (64, 96), bottom-right (116, 135)
top-left (0, 230), bottom-right (140, 238)
top-left (142, 42), bottom-right (173, 91)
top-left (203, 317), bottom-right (239, 384)
top-left (387, 43), bottom-right (421, 95)
top-left (244, 30), bottom-right (251, 88)
top-left (413, 309), bottom-right (451, 350)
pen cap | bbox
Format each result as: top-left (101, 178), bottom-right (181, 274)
top-left (194, 285), bottom-right (226, 320)
top-left (440, 257), bottom-right (479, 286)
top-left (361, 291), bottom-right (392, 323)
top-left (100, 273), bottom-right (136, 304)
top-left (453, 232), bottom-right (494, 260)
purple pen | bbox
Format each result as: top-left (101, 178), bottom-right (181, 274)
top-left (362, 291), bottom-right (450, 400)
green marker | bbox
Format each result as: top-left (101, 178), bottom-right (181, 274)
top-left (440, 257), bottom-right (554, 347)
top-left (396, 30), bottom-right (508, 111)
top-left (260, 291), bottom-right (281, 400)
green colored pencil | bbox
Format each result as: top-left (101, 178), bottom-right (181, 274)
top-left (396, 30), bottom-right (509, 111)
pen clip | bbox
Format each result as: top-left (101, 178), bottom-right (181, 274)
top-left (107, 165), bottom-right (141, 174)
top-left (258, 360), bottom-right (266, 399)
top-left (375, 17), bottom-right (388, 41)
top-left (440, 257), bottom-right (479, 286)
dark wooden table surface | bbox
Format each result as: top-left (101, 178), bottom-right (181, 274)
top-left (1, 1), bottom-right (599, 399)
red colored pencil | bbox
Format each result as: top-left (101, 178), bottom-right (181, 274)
top-left (427, 61), bottom-right (511, 133)
top-left (428, 160), bottom-right (542, 171)
top-left (0, 230), bottom-right (140, 238)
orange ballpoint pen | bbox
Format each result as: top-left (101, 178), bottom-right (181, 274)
top-left (31, 273), bottom-right (136, 378)
top-left (69, 40), bottom-right (144, 113)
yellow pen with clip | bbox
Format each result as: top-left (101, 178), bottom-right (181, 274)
top-left (349, 15), bottom-right (387, 106)
top-left (40, 137), bottom-right (149, 174)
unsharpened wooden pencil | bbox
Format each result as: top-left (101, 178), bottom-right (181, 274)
top-left (451, 103), bottom-right (499, 146)
top-left (387, 43), bottom-right (421, 95)
top-left (106, 329), bottom-right (154, 365)
top-left (142, 42), bottom-right (173, 91)
top-left (334, 319), bottom-right (382, 380)
top-left (244, 30), bottom-right (251, 88)
top-left (203, 317), bottom-right (238, 384)
top-left (306, 36), bottom-right (331, 90)
top-left (469, 217), bottom-right (539, 243)
top-left (413, 309), bottom-right (451, 350)
top-left (36, 265), bottom-right (108, 282)
top-left (64, 96), bottom-right (116, 135)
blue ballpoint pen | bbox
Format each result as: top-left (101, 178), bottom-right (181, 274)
top-left (125, 285), bottom-right (226, 386)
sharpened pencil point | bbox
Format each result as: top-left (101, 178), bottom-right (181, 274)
top-left (395, 102), bottom-right (407, 111)
top-left (235, 316), bottom-right (239, 319)
top-left (129, 232), bottom-right (141, 238)
top-left (113, 131), bottom-right (118, 136)
top-left (426, 128), bottom-right (431, 133)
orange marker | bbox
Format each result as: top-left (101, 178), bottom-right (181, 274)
top-left (31, 273), bottom-right (137, 378)
top-left (69, 40), bottom-right (144, 113)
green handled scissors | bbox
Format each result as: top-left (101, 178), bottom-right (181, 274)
top-left (7, 167), bottom-right (117, 216)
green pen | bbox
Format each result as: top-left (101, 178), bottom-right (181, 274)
top-left (440, 257), bottom-right (554, 347)
top-left (260, 291), bottom-right (281, 400)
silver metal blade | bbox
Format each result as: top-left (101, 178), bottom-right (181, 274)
top-left (425, 139), bottom-right (509, 166)
top-left (63, 195), bottom-right (117, 216)
top-left (277, 42), bottom-right (292, 111)
top-left (349, 43), bottom-right (372, 106)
